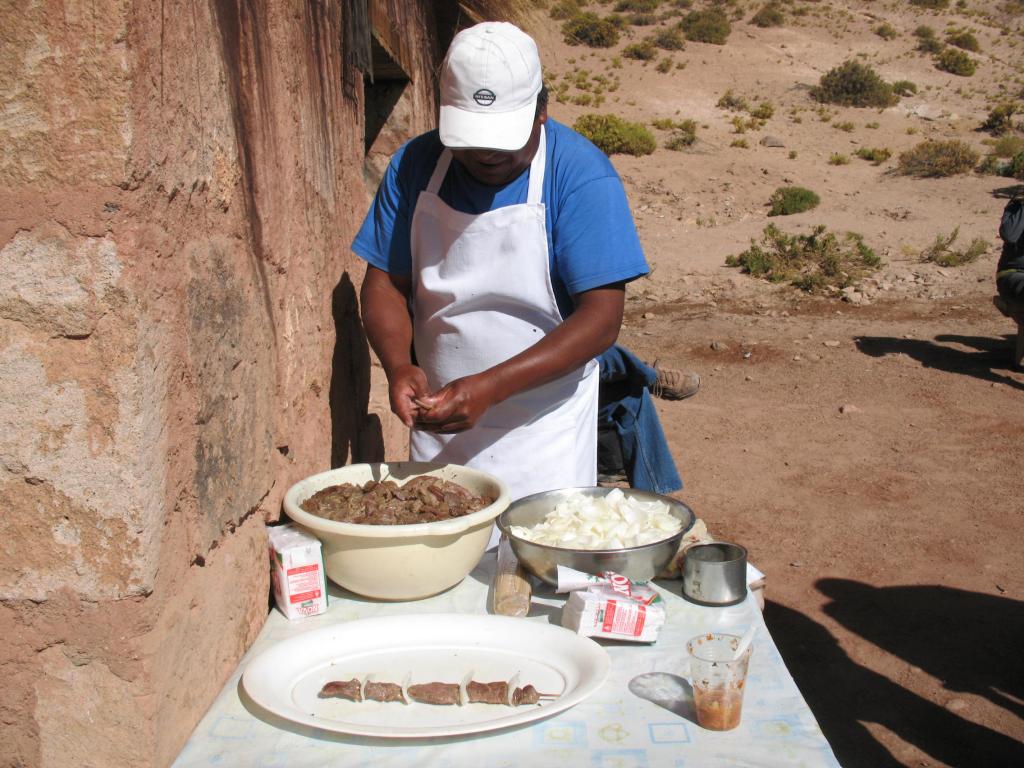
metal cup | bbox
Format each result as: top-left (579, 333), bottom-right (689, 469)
top-left (682, 542), bottom-right (748, 606)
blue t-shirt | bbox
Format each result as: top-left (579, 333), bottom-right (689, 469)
top-left (351, 118), bottom-right (649, 317)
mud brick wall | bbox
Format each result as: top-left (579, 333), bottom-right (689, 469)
top-left (0, 1), bottom-right (441, 765)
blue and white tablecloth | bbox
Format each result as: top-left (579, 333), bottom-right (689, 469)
top-left (174, 556), bottom-right (839, 768)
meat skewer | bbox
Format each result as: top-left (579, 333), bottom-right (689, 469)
top-left (318, 676), bottom-right (556, 706)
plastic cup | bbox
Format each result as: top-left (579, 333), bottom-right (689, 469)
top-left (685, 632), bottom-right (752, 731)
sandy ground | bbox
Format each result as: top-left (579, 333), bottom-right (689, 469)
top-left (527, 2), bottom-right (1024, 765)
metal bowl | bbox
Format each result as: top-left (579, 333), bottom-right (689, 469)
top-left (496, 487), bottom-right (695, 586)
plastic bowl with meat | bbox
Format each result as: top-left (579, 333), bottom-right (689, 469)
top-left (284, 462), bottom-right (510, 601)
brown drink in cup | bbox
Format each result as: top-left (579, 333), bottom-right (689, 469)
top-left (686, 632), bottom-right (753, 731)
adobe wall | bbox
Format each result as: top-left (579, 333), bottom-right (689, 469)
top-left (0, 1), bottom-right (439, 765)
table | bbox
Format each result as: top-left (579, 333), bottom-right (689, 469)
top-left (174, 556), bottom-right (840, 768)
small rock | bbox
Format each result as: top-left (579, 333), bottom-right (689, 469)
top-left (840, 403), bottom-right (861, 414)
top-left (793, 355), bottom-right (802, 361)
top-left (823, 340), bottom-right (841, 348)
top-left (944, 698), bottom-right (969, 713)
top-left (760, 135), bottom-right (785, 148)
top-left (745, 374), bottom-right (754, 382)
top-left (643, 312), bottom-right (656, 320)
top-left (711, 340), bottom-right (727, 351)
top-left (996, 584), bottom-right (1006, 594)
top-left (789, 561), bottom-right (804, 568)
top-left (742, 351), bottom-right (752, 359)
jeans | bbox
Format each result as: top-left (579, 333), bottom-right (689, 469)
top-left (997, 272), bottom-right (1024, 300)
top-left (597, 344), bottom-right (683, 494)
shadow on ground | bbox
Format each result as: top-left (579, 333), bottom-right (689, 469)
top-left (855, 334), bottom-right (1024, 391)
top-left (765, 582), bottom-right (1024, 768)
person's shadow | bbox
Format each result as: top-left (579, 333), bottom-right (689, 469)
top-left (855, 334), bottom-right (1024, 391)
top-left (765, 583), bottom-right (1024, 768)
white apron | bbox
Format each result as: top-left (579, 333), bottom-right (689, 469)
top-left (409, 126), bottom-right (598, 525)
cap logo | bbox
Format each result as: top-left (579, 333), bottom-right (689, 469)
top-left (473, 88), bottom-right (496, 106)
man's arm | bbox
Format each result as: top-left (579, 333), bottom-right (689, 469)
top-left (360, 265), bottom-right (429, 427)
top-left (415, 283), bottom-right (625, 433)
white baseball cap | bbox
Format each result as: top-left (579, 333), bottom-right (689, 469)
top-left (439, 22), bottom-right (543, 151)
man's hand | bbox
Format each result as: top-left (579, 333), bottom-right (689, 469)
top-left (413, 373), bottom-right (498, 433)
top-left (389, 363), bottom-right (430, 428)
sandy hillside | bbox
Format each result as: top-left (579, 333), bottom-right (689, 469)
top-left (523, 1), bottom-right (1024, 766)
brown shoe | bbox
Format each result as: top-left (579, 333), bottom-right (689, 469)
top-left (650, 362), bottom-right (701, 401)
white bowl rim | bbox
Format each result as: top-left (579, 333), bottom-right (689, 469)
top-left (283, 462), bottom-right (511, 538)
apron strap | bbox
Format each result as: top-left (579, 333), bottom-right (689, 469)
top-left (426, 149), bottom-right (453, 195)
top-left (426, 126), bottom-right (546, 201)
top-left (526, 124), bottom-right (546, 206)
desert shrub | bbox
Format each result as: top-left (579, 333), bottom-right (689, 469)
top-left (664, 119), bottom-right (698, 149)
top-left (627, 12), bottom-right (658, 25)
top-left (856, 146), bottom-right (892, 164)
top-left (716, 89), bottom-right (748, 111)
top-left (865, 121), bottom-right (880, 129)
top-left (811, 60), bottom-right (899, 108)
top-left (920, 227), bottom-right (989, 266)
top-left (615, 0), bottom-right (660, 10)
top-left (977, 154), bottom-right (1009, 175)
top-left (993, 134), bottom-right (1024, 157)
top-left (652, 26), bottom-right (686, 49)
top-left (917, 36), bottom-right (945, 54)
top-left (563, 13), bottom-right (621, 47)
top-left (656, 56), bottom-right (673, 72)
top-left (892, 80), bottom-right (918, 96)
top-left (897, 140), bottom-right (979, 176)
top-left (725, 224), bottom-right (881, 293)
top-left (751, 3), bottom-right (784, 27)
top-left (914, 25), bottom-right (936, 39)
top-left (875, 23), bottom-right (898, 40)
top-left (767, 186), bottom-right (820, 216)
top-left (829, 153), bottom-right (850, 165)
top-left (680, 8), bottom-right (732, 44)
top-left (834, 120), bottom-right (855, 132)
top-left (750, 101), bottom-right (775, 120)
top-left (1008, 151), bottom-right (1024, 179)
top-left (981, 103), bottom-right (1019, 135)
top-left (946, 30), bottom-right (980, 52)
top-left (550, 0), bottom-right (582, 20)
top-left (936, 48), bottom-right (976, 76)
top-left (574, 113), bottom-right (656, 155)
top-left (910, 0), bottom-right (949, 8)
top-left (623, 40), bottom-right (658, 60)
top-left (731, 138), bottom-right (749, 148)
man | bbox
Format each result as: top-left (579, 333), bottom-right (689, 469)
top-left (353, 21), bottom-right (649, 506)
top-left (597, 345), bottom-right (698, 493)
top-left (997, 196), bottom-right (1024, 302)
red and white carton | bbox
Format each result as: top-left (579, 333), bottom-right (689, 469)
top-left (268, 524), bottom-right (328, 620)
top-left (560, 568), bottom-right (666, 643)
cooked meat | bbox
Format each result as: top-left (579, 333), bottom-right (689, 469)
top-left (319, 679), bottom-right (362, 701)
top-left (407, 682), bottom-right (461, 705)
top-left (364, 681), bottom-right (406, 703)
top-left (466, 680), bottom-right (509, 705)
top-left (513, 685), bottom-right (540, 706)
top-left (318, 678), bottom-right (548, 707)
top-left (301, 477), bottom-right (494, 525)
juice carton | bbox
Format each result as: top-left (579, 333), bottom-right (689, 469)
top-left (268, 524), bottom-right (328, 619)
